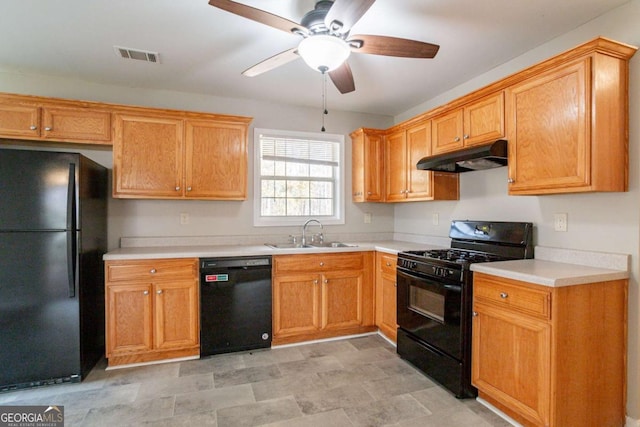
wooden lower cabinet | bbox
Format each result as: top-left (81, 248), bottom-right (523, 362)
top-left (375, 252), bottom-right (397, 342)
top-left (105, 258), bottom-right (199, 367)
top-left (472, 272), bottom-right (627, 427)
top-left (272, 252), bottom-right (375, 345)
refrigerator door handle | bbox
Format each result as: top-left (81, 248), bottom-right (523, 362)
top-left (66, 163), bottom-right (77, 298)
top-left (67, 230), bottom-right (77, 298)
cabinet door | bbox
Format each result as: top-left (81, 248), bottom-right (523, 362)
top-left (154, 280), bottom-right (199, 350)
top-left (351, 130), bottom-right (366, 201)
top-left (42, 107), bottom-right (111, 143)
top-left (376, 253), bottom-right (397, 341)
top-left (273, 273), bottom-right (320, 337)
top-left (384, 130), bottom-right (408, 201)
top-left (406, 122), bottom-right (433, 200)
top-left (113, 114), bottom-right (184, 198)
top-left (321, 270), bottom-right (364, 330)
top-left (106, 284), bottom-right (153, 357)
top-left (463, 92), bottom-right (504, 147)
top-left (472, 303), bottom-right (551, 427)
top-left (185, 120), bottom-right (247, 200)
top-left (0, 103), bottom-right (40, 138)
top-left (431, 109), bottom-right (463, 155)
top-left (506, 59), bottom-right (590, 194)
top-left (363, 132), bottom-right (384, 201)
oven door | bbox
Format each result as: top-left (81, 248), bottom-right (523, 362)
top-left (397, 267), bottom-right (463, 360)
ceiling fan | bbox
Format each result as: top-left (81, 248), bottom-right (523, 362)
top-left (208, 0), bottom-right (440, 94)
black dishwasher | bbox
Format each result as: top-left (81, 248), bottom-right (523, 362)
top-left (200, 256), bottom-right (272, 357)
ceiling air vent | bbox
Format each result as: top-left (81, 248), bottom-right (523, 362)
top-left (114, 46), bottom-right (160, 63)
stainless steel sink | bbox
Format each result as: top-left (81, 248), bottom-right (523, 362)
top-left (309, 242), bottom-right (358, 248)
top-left (264, 242), bottom-right (357, 249)
top-left (264, 243), bottom-right (313, 249)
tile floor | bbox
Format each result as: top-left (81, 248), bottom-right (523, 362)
top-left (0, 334), bottom-right (513, 426)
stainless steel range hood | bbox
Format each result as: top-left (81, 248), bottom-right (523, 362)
top-left (417, 140), bottom-right (508, 173)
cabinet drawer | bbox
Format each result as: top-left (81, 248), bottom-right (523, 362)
top-left (474, 274), bottom-right (551, 319)
top-left (274, 253), bottom-right (364, 273)
top-left (106, 258), bottom-right (198, 283)
top-left (379, 254), bottom-right (397, 275)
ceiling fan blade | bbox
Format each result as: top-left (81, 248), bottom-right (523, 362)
top-left (324, 0), bottom-right (375, 34)
top-left (329, 62), bottom-right (355, 94)
top-left (208, 0), bottom-right (308, 36)
top-left (349, 34), bottom-right (439, 58)
top-left (242, 47), bottom-right (300, 77)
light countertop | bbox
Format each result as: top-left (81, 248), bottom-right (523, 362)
top-left (103, 240), bottom-right (439, 260)
top-left (471, 258), bottom-right (629, 287)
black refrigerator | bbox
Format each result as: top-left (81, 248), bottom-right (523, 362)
top-left (0, 148), bottom-right (107, 391)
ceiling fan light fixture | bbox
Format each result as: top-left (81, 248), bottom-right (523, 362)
top-left (298, 35), bottom-right (351, 72)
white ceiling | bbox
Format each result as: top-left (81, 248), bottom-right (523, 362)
top-left (0, 0), bottom-right (630, 116)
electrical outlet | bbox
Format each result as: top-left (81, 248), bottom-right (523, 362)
top-left (432, 213), bottom-right (439, 225)
top-left (180, 212), bottom-right (189, 225)
top-left (364, 212), bottom-right (372, 224)
top-left (554, 213), bottom-right (567, 232)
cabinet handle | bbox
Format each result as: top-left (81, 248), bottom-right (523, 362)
top-left (367, 191), bottom-right (372, 195)
top-left (394, 282), bottom-right (397, 288)
top-left (45, 126), bottom-right (52, 131)
top-left (324, 279), bottom-right (329, 284)
top-left (463, 134), bottom-right (469, 139)
top-left (319, 262), bottom-right (324, 267)
top-left (30, 125), bottom-right (37, 130)
top-left (313, 279), bottom-right (318, 285)
top-left (149, 268), bottom-right (157, 274)
top-left (187, 186), bottom-right (192, 191)
top-left (500, 292), bottom-right (508, 299)
top-left (386, 262), bottom-right (392, 266)
top-left (454, 136), bottom-right (460, 142)
top-left (143, 290), bottom-right (149, 295)
top-left (157, 290), bottom-right (163, 295)
top-left (472, 311), bottom-right (478, 317)
top-left (507, 178), bottom-right (515, 184)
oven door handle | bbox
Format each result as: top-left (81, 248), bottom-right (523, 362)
top-left (398, 268), bottom-right (462, 292)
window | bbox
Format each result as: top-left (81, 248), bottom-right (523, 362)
top-left (254, 128), bottom-right (344, 226)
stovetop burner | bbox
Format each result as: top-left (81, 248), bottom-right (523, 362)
top-left (404, 249), bottom-right (509, 264)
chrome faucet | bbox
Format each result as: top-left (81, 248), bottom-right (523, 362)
top-left (301, 219), bottom-right (323, 246)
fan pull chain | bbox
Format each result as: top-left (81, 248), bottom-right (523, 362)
top-left (320, 66), bottom-right (328, 132)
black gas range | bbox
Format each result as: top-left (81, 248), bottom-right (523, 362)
top-left (396, 220), bottom-right (533, 398)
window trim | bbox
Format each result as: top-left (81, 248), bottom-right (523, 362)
top-left (253, 128), bottom-right (345, 227)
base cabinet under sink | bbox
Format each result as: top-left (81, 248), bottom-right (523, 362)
top-left (272, 252), bottom-right (376, 345)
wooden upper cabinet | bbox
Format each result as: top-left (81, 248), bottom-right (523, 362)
top-left (185, 120), bottom-right (247, 200)
top-left (0, 102), bottom-right (40, 138)
top-left (431, 108), bottom-right (464, 154)
top-left (42, 107), bottom-right (111, 142)
top-left (432, 92), bottom-right (504, 155)
top-left (113, 114), bottom-right (184, 198)
top-left (0, 96), bottom-right (111, 144)
top-left (384, 129), bottom-right (408, 202)
top-left (506, 45), bottom-right (633, 195)
top-left (350, 128), bottom-right (384, 202)
top-left (384, 121), bottom-right (459, 202)
top-left (113, 112), bottom-right (251, 200)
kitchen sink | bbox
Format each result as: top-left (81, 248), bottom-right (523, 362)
top-left (264, 243), bottom-right (313, 249)
top-left (264, 242), bottom-right (358, 249)
top-left (309, 242), bottom-right (358, 248)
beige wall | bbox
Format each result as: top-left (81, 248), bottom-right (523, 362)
top-left (394, 0), bottom-right (640, 420)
